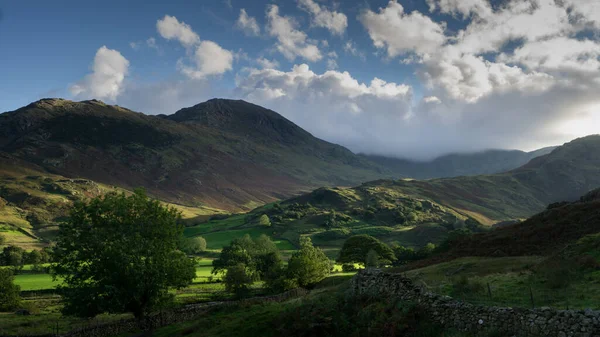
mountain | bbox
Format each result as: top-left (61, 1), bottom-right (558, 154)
top-left (0, 98), bottom-right (391, 212)
top-left (362, 147), bottom-right (556, 179)
top-left (363, 135), bottom-right (600, 224)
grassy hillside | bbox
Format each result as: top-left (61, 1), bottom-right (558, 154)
top-left (0, 158), bottom-right (225, 248)
top-left (182, 184), bottom-right (485, 258)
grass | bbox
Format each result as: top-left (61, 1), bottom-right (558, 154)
top-left (14, 273), bottom-right (62, 291)
top-left (399, 256), bottom-right (600, 309)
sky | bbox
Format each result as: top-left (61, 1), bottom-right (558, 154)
top-left (1, 0), bottom-right (600, 160)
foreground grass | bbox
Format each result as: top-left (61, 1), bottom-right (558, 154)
top-left (401, 256), bottom-right (600, 309)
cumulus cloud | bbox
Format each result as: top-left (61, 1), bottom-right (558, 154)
top-left (426, 0), bottom-right (492, 19)
top-left (266, 5), bottom-right (322, 62)
top-left (156, 15), bottom-right (233, 79)
top-left (70, 46), bottom-right (129, 101)
top-left (255, 57), bottom-right (280, 69)
top-left (298, 0), bottom-right (348, 35)
top-left (156, 15), bottom-right (200, 47)
top-left (236, 9), bottom-right (261, 36)
top-left (359, 1), bottom-right (447, 57)
top-left (178, 41), bottom-right (234, 79)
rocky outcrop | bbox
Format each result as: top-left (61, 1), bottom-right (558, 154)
top-left (348, 269), bottom-right (600, 337)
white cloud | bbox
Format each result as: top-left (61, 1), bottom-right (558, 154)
top-left (129, 42), bottom-right (140, 50)
top-left (255, 57), bottom-right (280, 69)
top-left (343, 40), bottom-right (365, 60)
top-left (500, 37), bottom-right (600, 77)
top-left (423, 96), bottom-right (441, 104)
top-left (327, 58), bottom-right (338, 70)
top-left (70, 46), bottom-right (129, 101)
top-left (236, 9), bottom-right (261, 36)
top-left (156, 15), bottom-right (200, 47)
top-left (298, 0), bottom-right (348, 35)
top-left (266, 5), bottom-right (322, 62)
top-left (426, 0), bottom-right (492, 19)
top-left (178, 41), bottom-right (234, 79)
top-left (359, 1), bottom-right (447, 57)
top-left (146, 37), bottom-right (158, 49)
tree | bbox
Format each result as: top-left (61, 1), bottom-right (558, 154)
top-left (0, 246), bottom-right (25, 271)
top-left (0, 233), bottom-right (5, 246)
top-left (224, 263), bottom-right (254, 298)
top-left (52, 189), bottom-right (196, 319)
top-left (258, 214), bottom-right (271, 227)
top-left (213, 234), bottom-right (283, 295)
top-left (287, 237), bottom-right (331, 287)
top-left (365, 249), bottom-right (379, 268)
top-left (337, 235), bottom-right (395, 266)
top-left (391, 244), bottom-right (417, 265)
top-left (181, 236), bottom-right (207, 254)
top-left (0, 268), bottom-right (21, 311)
top-left (417, 243), bottom-right (436, 259)
top-left (24, 250), bottom-right (43, 265)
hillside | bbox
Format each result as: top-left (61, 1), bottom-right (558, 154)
top-left (0, 98), bottom-right (389, 212)
top-left (369, 136), bottom-right (600, 223)
top-left (446, 187), bottom-right (600, 258)
top-left (362, 147), bottom-right (556, 179)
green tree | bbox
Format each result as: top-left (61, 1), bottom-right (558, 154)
top-left (181, 236), bottom-right (207, 254)
top-left (365, 249), bottom-right (379, 268)
top-left (0, 268), bottom-right (21, 311)
top-left (258, 214), bottom-right (271, 227)
top-left (52, 189), bottom-right (196, 319)
top-left (391, 244), bottom-right (417, 265)
top-left (417, 243), bottom-right (436, 259)
top-left (24, 250), bottom-right (43, 265)
top-left (0, 246), bottom-right (25, 271)
top-left (224, 263), bottom-right (254, 298)
top-left (337, 235), bottom-right (396, 266)
top-left (287, 237), bottom-right (331, 287)
top-left (213, 234), bottom-right (284, 294)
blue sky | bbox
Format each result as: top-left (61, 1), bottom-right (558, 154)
top-left (1, 0), bottom-right (599, 159)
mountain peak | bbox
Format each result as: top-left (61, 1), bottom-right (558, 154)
top-left (168, 98), bottom-right (312, 144)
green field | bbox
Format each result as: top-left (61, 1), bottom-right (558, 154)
top-left (14, 273), bottom-right (62, 291)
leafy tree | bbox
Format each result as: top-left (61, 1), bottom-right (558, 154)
top-left (365, 249), bottom-right (379, 268)
top-left (0, 246), bottom-right (25, 271)
top-left (337, 235), bottom-right (395, 266)
top-left (287, 237), bottom-right (331, 287)
top-left (0, 268), bottom-right (21, 311)
top-left (24, 250), bottom-right (43, 265)
top-left (52, 189), bottom-right (196, 319)
top-left (417, 243), bottom-right (436, 259)
top-left (181, 236), bottom-right (207, 254)
top-left (224, 263), bottom-right (254, 298)
top-left (258, 214), bottom-right (271, 227)
top-left (213, 234), bottom-right (284, 295)
top-left (391, 244), bottom-right (417, 265)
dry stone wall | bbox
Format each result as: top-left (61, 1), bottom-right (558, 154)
top-left (348, 269), bottom-right (600, 337)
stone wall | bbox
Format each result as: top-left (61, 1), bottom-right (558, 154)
top-left (348, 269), bottom-right (600, 337)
